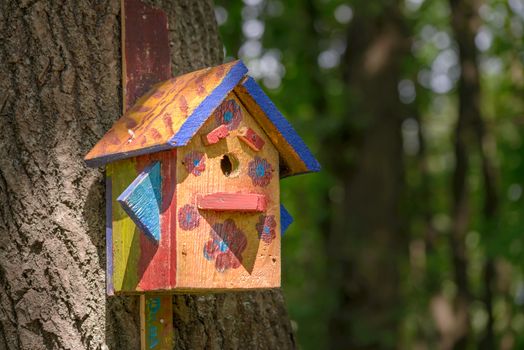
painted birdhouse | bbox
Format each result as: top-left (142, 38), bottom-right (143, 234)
top-left (85, 60), bottom-right (319, 294)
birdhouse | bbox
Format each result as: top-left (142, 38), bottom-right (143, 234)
top-left (85, 60), bottom-right (320, 294)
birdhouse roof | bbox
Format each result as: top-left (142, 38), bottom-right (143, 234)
top-left (85, 60), bottom-right (320, 177)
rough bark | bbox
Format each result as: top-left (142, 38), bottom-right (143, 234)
top-left (0, 1), bottom-right (295, 349)
top-left (324, 4), bottom-right (410, 349)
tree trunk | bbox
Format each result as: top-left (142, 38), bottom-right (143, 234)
top-left (0, 1), bottom-right (296, 349)
top-left (448, 0), bottom-right (499, 348)
top-left (324, 4), bottom-right (409, 349)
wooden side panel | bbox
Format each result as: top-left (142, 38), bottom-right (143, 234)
top-left (110, 151), bottom-right (177, 293)
top-left (135, 150), bottom-right (177, 291)
top-left (105, 172), bottom-right (114, 295)
top-left (110, 159), bottom-right (140, 291)
top-left (175, 92), bottom-right (281, 290)
top-left (140, 295), bottom-right (173, 349)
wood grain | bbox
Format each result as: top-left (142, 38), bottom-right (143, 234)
top-left (109, 159), bottom-right (140, 291)
top-left (85, 61), bottom-right (246, 167)
top-left (117, 161), bottom-right (162, 242)
top-left (202, 124), bottom-right (229, 145)
top-left (122, 0), bottom-right (171, 110)
top-left (238, 127), bottom-right (265, 151)
top-left (175, 92), bottom-right (281, 290)
top-left (140, 294), bottom-right (173, 349)
top-left (109, 151), bottom-right (177, 293)
top-left (197, 192), bottom-right (267, 212)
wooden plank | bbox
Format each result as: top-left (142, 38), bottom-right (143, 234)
top-left (202, 124), bottom-right (229, 145)
top-left (135, 151), bottom-right (177, 291)
top-left (105, 172), bottom-right (114, 295)
top-left (238, 127), bottom-right (265, 151)
top-left (140, 295), bottom-right (173, 350)
top-left (110, 158), bottom-right (140, 291)
top-left (117, 161), bottom-right (162, 242)
top-left (120, 2), bottom-right (174, 350)
top-left (122, 0), bottom-right (171, 110)
top-left (197, 193), bottom-right (267, 212)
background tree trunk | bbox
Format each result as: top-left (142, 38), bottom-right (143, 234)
top-left (0, 1), bottom-right (296, 349)
top-left (323, 3), bottom-right (410, 349)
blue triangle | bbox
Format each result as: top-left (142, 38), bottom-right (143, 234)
top-left (117, 161), bottom-right (162, 242)
top-left (280, 204), bottom-right (293, 236)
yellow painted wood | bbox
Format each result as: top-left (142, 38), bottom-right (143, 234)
top-left (85, 61), bottom-right (240, 163)
top-left (175, 92), bottom-right (281, 290)
top-left (109, 158), bottom-right (140, 292)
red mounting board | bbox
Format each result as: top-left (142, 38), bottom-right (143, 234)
top-left (121, 1), bottom-right (173, 349)
top-left (122, 0), bottom-right (171, 110)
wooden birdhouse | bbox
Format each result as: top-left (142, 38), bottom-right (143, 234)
top-left (85, 60), bottom-right (320, 294)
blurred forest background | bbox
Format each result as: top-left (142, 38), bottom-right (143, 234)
top-left (215, 0), bottom-right (524, 349)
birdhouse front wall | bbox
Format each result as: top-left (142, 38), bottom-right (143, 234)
top-left (106, 149), bottom-right (177, 294)
top-left (174, 92), bottom-right (281, 290)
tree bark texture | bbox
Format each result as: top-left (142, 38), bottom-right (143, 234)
top-left (324, 4), bottom-right (410, 349)
top-left (0, 1), bottom-right (296, 349)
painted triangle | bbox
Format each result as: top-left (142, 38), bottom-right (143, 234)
top-left (117, 161), bottom-right (162, 242)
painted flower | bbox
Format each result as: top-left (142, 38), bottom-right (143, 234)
top-left (178, 204), bottom-right (200, 230)
top-left (214, 99), bottom-right (242, 130)
top-left (203, 219), bottom-right (247, 272)
top-left (248, 157), bottom-right (274, 187)
top-left (183, 151), bottom-right (206, 176)
top-left (256, 215), bottom-right (277, 244)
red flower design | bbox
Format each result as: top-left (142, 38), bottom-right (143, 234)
top-left (214, 99), bottom-right (242, 130)
top-left (256, 215), bottom-right (277, 244)
top-left (248, 157), bottom-right (274, 187)
top-left (183, 151), bottom-right (206, 176)
top-left (203, 219), bottom-right (247, 272)
top-left (178, 204), bottom-right (200, 230)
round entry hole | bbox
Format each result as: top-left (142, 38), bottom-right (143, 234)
top-left (220, 154), bottom-right (239, 177)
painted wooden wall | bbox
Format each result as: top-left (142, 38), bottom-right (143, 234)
top-left (174, 92), bottom-right (281, 290)
top-left (107, 92), bottom-right (282, 292)
top-left (107, 149), bottom-right (177, 293)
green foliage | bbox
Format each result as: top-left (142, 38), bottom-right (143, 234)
top-left (216, 0), bottom-right (524, 348)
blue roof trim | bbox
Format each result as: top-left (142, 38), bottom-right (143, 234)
top-left (168, 61), bottom-right (249, 146)
top-left (241, 77), bottom-right (320, 173)
top-left (280, 204), bottom-right (293, 235)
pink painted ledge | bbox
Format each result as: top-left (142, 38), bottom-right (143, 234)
top-left (197, 193), bottom-right (267, 212)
